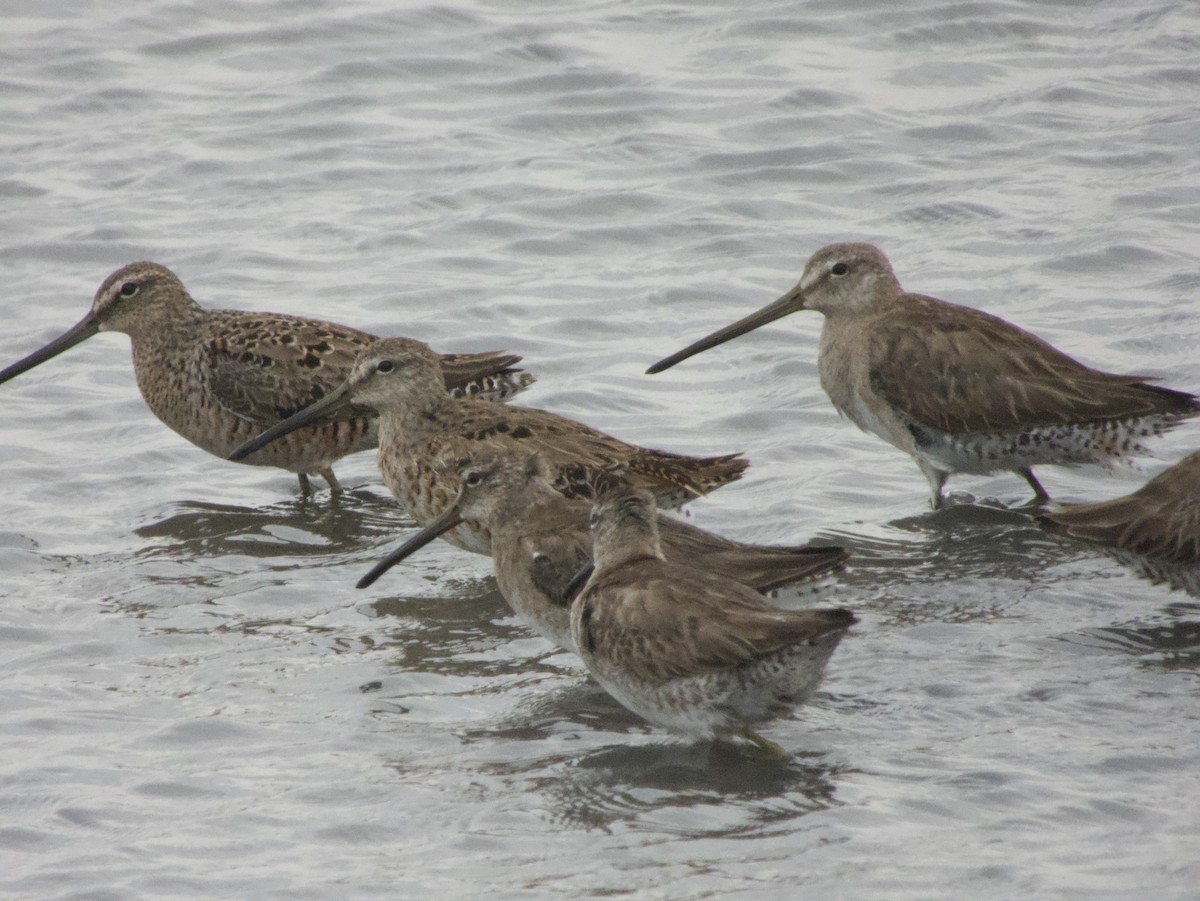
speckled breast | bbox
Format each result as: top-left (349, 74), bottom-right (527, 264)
top-left (382, 450), bottom-right (493, 556)
top-left (131, 342), bottom-right (376, 474)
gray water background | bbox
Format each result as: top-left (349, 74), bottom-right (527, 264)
top-left (2, 1), bottom-right (1199, 897)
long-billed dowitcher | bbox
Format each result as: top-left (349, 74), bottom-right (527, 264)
top-left (1040, 451), bottom-right (1200, 594)
top-left (0, 262), bottom-right (533, 492)
top-left (356, 448), bottom-right (847, 651)
top-left (648, 243), bottom-right (1199, 508)
top-left (229, 337), bottom-right (749, 553)
top-left (570, 479), bottom-right (855, 755)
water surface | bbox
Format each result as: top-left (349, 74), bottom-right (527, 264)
top-left (2, 1), bottom-right (1199, 898)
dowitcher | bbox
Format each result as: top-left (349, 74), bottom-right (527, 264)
top-left (356, 448), bottom-right (847, 651)
top-left (648, 243), bottom-right (1199, 508)
top-left (229, 337), bottom-right (749, 553)
top-left (1040, 451), bottom-right (1200, 594)
top-left (570, 479), bottom-right (855, 755)
top-left (0, 262), bottom-right (533, 492)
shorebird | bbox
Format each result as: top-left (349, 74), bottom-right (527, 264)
top-left (356, 448), bottom-right (847, 651)
top-left (1040, 451), bottom-right (1200, 594)
top-left (229, 337), bottom-right (749, 553)
top-left (0, 262), bottom-right (533, 492)
top-left (648, 243), bottom-right (1200, 508)
top-left (570, 479), bottom-right (855, 755)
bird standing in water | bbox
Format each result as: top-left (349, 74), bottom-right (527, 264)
top-left (571, 479), bottom-right (855, 755)
top-left (649, 243), bottom-right (1198, 508)
top-left (356, 447), bottom-right (847, 652)
top-left (230, 337), bottom-right (749, 554)
top-left (0, 262), bottom-right (533, 492)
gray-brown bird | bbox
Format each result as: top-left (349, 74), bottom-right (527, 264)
top-left (0, 262), bottom-right (533, 492)
top-left (571, 480), bottom-right (856, 755)
top-left (1040, 450), bottom-right (1200, 595)
top-left (649, 243), bottom-right (1199, 508)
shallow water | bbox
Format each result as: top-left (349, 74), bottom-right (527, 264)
top-left (2, 1), bottom-right (1200, 897)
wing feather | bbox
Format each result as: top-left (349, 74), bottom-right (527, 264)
top-left (869, 295), bottom-right (1196, 434)
top-left (202, 311), bottom-right (375, 424)
top-left (1042, 451), bottom-right (1200, 563)
top-left (448, 402), bottom-right (746, 501)
top-left (580, 559), bottom-right (854, 683)
top-left (202, 311), bottom-right (525, 426)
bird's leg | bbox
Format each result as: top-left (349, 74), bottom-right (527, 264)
top-left (1019, 467), bottom-right (1049, 505)
top-left (739, 728), bottom-right (788, 760)
top-left (919, 462), bottom-right (948, 509)
top-left (320, 467), bottom-right (343, 495)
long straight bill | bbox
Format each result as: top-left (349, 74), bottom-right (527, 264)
top-left (0, 313), bottom-right (101, 384)
top-left (645, 284), bottom-right (805, 374)
top-left (228, 381), bottom-right (355, 461)
top-left (356, 506), bottom-right (465, 589)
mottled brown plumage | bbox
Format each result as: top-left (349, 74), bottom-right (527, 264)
top-left (356, 447), bottom-right (846, 651)
top-left (1040, 451), bottom-right (1200, 594)
top-left (231, 337), bottom-right (748, 552)
top-left (0, 262), bottom-right (533, 492)
top-left (571, 481), bottom-right (855, 754)
top-left (649, 243), bottom-right (1198, 507)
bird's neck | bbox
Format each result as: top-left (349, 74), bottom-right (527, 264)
top-left (377, 387), bottom-right (458, 449)
top-left (591, 497), bottom-right (665, 573)
top-left (112, 296), bottom-right (207, 343)
top-left (123, 304), bottom-right (208, 375)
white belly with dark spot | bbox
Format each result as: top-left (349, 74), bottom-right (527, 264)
top-left (905, 416), bottom-right (1174, 475)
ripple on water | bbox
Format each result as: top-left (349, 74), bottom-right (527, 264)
top-left (3, 0), bottom-right (1200, 897)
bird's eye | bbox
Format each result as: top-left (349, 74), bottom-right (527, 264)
top-left (831, 262), bottom-right (849, 277)
top-left (119, 282), bottom-right (140, 297)
top-left (464, 470), bottom-right (484, 488)
top-left (376, 360), bottom-right (395, 373)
